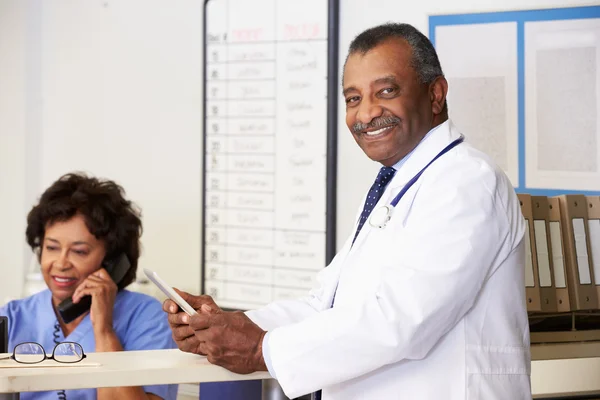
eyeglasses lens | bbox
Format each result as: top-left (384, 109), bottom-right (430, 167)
top-left (54, 342), bottom-right (84, 363)
top-left (14, 343), bottom-right (45, 364)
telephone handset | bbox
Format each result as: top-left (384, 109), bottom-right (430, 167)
top-left (57, 253), bottom-right (131, 324)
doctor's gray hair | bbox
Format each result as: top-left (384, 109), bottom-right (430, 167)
top-left (346, 22), bottom-right (445, 85)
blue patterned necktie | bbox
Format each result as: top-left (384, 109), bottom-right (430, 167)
top-left (352, 166), bottom-right (396, 244)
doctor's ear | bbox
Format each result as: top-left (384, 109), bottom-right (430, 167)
top-left (429, 76), bottom-right (448, 116)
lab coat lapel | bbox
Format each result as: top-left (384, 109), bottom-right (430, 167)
top-left (351, 119), bottom-right (461, 250)
top-left (387, 120), bottom-right (459, 191)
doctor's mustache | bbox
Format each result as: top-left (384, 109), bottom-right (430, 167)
top-left (352, 116), bottom-right (401, 134)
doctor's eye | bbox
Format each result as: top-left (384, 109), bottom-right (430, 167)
top-left (345, 96), bottom-right (360, 106)
top-left (378, 87), bottom-right (397, 97)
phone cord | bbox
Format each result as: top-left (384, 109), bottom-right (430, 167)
top-left (53, 321), bottom-right (67, 400)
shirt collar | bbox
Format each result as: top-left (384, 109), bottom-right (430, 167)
top-left (389, 123), bottom-right (443, 171)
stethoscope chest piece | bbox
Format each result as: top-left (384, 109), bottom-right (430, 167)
top-left (369, 204), bottom-right (394, 229)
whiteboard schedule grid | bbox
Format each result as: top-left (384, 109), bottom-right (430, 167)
top-left (202, 0), bottom-right (339, 310)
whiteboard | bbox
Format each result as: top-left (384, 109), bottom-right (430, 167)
top-left (202, 0), bottom-right (339, 310)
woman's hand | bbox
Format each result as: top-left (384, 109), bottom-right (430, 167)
top-left (72, 268), bottom-right (118, 335)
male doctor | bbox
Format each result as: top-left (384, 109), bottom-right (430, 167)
top-left (165, 23), bottom-right (531, 399)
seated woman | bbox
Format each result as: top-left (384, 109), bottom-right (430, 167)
top-left (0, 173), bottom-right (177, 400)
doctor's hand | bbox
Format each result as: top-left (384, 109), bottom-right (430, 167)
top-left (163, 290), bottom-right (221, 354)
top-left (190, 307), bottom-right (267, 374)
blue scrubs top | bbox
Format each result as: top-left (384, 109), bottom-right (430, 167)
top-left (0, 289), bottom-right (178, 400)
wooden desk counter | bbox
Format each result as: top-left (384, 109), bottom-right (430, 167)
top-left (0, 349), bottom-right (270, 394)
top-left (2, 347), bottom-right (600, 398)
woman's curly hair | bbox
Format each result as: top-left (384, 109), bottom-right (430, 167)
top-left (25, 172), bottom-right (143, 290)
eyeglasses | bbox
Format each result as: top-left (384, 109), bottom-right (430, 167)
top-left (0, 342), bottom-right (86, 364)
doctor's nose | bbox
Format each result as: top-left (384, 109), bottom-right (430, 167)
top-left (355, 100), bottom-right (384, 127)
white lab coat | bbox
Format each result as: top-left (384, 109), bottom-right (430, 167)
top-left (247, 119), bottom-right (531, 400)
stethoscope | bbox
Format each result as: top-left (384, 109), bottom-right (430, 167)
top-left (369, 136), bottom-right (465, 229)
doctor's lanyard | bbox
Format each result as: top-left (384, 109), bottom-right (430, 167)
top-left (369, 136), bottom-right (464, 229)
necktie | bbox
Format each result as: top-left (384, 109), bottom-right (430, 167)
top-left (352, 166), bottom-right (396, 244)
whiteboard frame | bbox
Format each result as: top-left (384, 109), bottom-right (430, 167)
top-left (200, 0), bottom-right (339, 310)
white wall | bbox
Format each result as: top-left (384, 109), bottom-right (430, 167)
top-left (0, 0), bottom-right (204, 303)
top-left (38, 0), bottom-right (204, 294)
top-left (0, 0), bottom-right (596, 304)
top-left (0, 1), bottom-right (28, 304)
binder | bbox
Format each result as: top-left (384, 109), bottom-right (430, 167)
top-left (556, 195), bottom-right (597, 310)
top-left (518, 194), bottom-right (542, 312)
top-left (547, 197), bottom-right (571, 312)
top-left (531, 196), bottom-right (558, 312)
top-left (586, 196), bottom-right (600, 301)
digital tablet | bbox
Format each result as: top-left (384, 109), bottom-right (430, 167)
top-left (143, 269), bottom-right (198, 316)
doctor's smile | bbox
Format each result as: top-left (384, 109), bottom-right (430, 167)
top-left (352, 116), bottom-right (401, 138)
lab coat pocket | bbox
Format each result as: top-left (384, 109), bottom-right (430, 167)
top-left (366, 179), bottom-right (422, 262)
top-left (344, 181), bottom-right (422, 302)
top-left (366, 226), bottom-right (417, 299)
top-left (366, 217), bottom-right (411, 267)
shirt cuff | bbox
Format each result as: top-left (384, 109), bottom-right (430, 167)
top-left (262, 331), bottom-right (277, 380)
